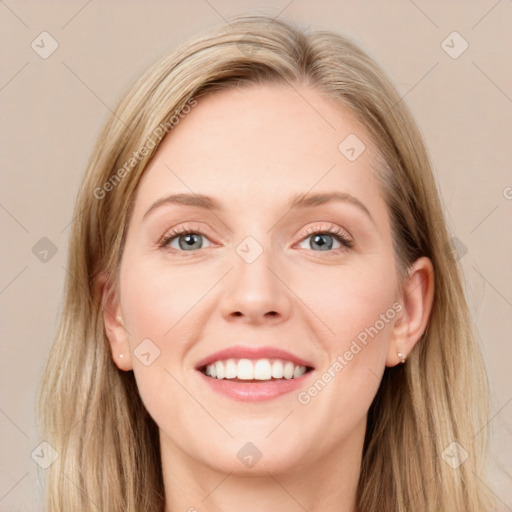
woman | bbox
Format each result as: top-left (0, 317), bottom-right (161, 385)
top-left (36, 14), bottom-right (494, 512)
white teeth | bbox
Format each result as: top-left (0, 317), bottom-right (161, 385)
top-left (293, 365), bottom-right (305, 378)
top-left (237, 359), bottom-right (254, 380)
top-left (283, 361), bottom-right (294, 379)
top-left (225, 358), bottom-right (237, 379)
top-left (203, 358), bottom-right (309, 381)
top-left (254, 359), bottom-right (272, 380)
top-left (215, 360), bottom-right (225, 379)
top-left (271, 360), bottom-right (284, 379)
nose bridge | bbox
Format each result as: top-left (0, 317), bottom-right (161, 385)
top-left (219, 233), bottom-right (291, 321)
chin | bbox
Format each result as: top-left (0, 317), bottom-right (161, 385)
top-left (190, 435), bottom-right (312, 476)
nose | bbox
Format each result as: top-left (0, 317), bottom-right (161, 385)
top-left (218, 243), bottom-right (292, 325)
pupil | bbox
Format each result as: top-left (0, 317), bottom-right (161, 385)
top-left (312, 234), bottom-right (332, 251)
top-left (180, 233), bottom-right (201, 250)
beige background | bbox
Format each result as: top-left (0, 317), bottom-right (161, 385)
top-left (1, 0), bottom-right (511, 509)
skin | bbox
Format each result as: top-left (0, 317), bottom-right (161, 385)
top-left (103, 82), bottom-right (434, 512)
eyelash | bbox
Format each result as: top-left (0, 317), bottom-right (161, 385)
top-left (158, 223), bottom-right (354, 256)
top-left (299, 225), bottom-right (354, 252)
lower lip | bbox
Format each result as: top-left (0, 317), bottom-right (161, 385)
top-left (196, 370), bottom-right (315, 401)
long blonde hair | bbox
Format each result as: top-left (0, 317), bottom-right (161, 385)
top-left (36, 14), bottom-right (494, 511)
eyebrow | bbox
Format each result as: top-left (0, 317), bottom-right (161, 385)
top-left (143, 191), bottom-right (374, 224)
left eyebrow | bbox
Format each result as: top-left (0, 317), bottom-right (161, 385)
top-left (287, 191), bottom-right (374, 225)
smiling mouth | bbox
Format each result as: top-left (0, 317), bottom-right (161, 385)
top-left (198, 357), bottom-right (314, 382)
top-left (199, 372), bottom-right (315, 383)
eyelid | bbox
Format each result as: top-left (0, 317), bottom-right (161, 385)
top-left (296, 222), bottom-right (352, 242)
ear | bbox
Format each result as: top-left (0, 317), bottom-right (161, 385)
top-left (386, 256), bottom-right (434, 367)
top-left (97, 271), bottom-right (133, 371)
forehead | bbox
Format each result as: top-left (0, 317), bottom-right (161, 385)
top-left (131, 82), bottom-right (384, 219)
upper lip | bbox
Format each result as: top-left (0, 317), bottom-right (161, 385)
top-left (195, 345), bottom-right (315, 370)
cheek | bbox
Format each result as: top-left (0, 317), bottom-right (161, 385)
top-left (293, 256), bottom-right (398, 351)
top-left (292, 257), bottom-right (397, 412)
top-left (120, 256), bottom-right (208, 342)
top-left (118, 258), bottom-right (200, 433)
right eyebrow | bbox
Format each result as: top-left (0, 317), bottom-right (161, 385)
top-left (143, 193), bottom-right (223, 221)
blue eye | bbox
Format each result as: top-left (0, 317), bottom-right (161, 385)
top-left (160, 229), bottom-right (212, 251)
top-left (299, 232), bottom-right (341, 251)
top-left (297, 226), bottom-right (353, 252)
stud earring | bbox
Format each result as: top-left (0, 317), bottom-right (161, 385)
top-left (397, 351), bottom-right (406, 364)
top-left (119, 354), bottom-right (124, 359)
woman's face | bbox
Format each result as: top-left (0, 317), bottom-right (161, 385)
top-left (109, 82), bottom-right (405, 474)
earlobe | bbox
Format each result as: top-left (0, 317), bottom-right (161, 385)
top-left (386, 257), bottom-right (435, 367)
top-left (98, 271), bottom-right (133, 371)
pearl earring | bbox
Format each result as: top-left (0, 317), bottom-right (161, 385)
top-left (119, 354), bottom-right (124, 359)
top-left (397, 351), bottom-right (406, 364)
